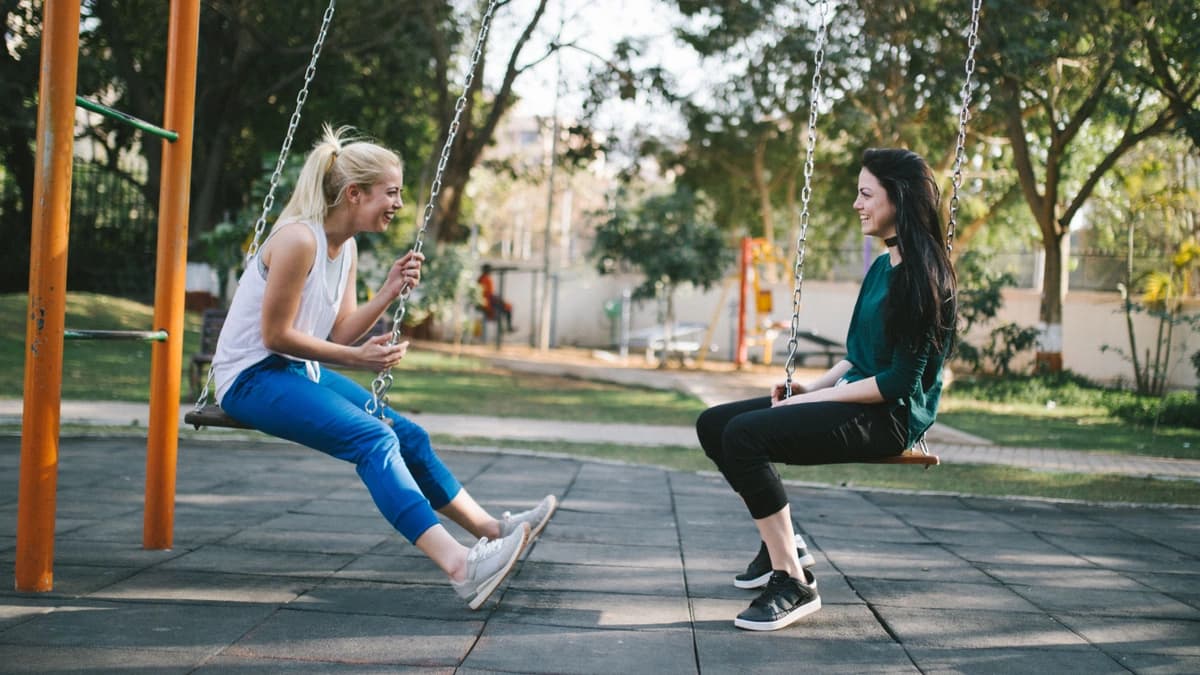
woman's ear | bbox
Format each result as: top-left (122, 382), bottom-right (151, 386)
top-left (346, 184), bottom-right (361, 204)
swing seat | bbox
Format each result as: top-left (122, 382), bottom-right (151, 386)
top-left (864, 438), bottom-right (939, 468)
top-left (866, 449), bottom-right (940, 467)
top-left (184, 404), bottom-right (252, 430)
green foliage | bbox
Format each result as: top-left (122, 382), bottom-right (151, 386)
top-left (948, 371), bottom-right (1110, 407)
top-left (1106, 392), bottom-right (1200, 430)
top-left (1104, 238), bottom-right (1200, 396)
top-left (591, 187), bottom-right (733, 303)
top-left (398, 244), bottom-right (475, 330)
top-left (953, 250), bottom-right (1039, 374)
top-left (1193, 350), bottom-right (1200, 398)
top-left (947, 370), bottom-right (1200, 433)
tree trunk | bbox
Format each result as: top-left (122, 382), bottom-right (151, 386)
top-left (1036, 231), bottom-right (1069, 372)
top-left (753, 137), bottom-right (775, 244)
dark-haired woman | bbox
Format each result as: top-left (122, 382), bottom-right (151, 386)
top-left (695, 148), bottom-right (957, 631)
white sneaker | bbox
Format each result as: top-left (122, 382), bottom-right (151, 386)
top-left (452, 523), bottom-right (529, 610)
top-left (498, 494), bottom-right (558, 540)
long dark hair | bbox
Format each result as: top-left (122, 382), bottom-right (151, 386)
top-left (860, 148), bottom-right (957, 354)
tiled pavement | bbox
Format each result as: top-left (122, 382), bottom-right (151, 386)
top-left (2, 435), bottom-right (1198, 673)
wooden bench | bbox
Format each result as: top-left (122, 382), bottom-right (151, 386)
top-left (189, 308), bottom-right (226, 399)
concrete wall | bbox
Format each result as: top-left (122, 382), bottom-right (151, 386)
top-left (469, 264), bottom-right (1200, 392)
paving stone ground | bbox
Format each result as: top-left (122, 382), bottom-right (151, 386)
top-left (2, 435), bottom-right (1198, 673)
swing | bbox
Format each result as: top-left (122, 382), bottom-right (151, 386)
top-left (186, 0), bottom-right (499, 429)
top-left (776, 0), bottom-right (983, 468)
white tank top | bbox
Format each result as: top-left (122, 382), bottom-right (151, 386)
top-left (212, 220), bottom-right (353, 403)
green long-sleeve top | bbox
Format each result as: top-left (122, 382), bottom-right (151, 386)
top-left (842, 253), bottom-right (948, 448)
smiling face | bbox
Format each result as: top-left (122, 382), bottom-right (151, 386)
top-left (350, 165), bottom-right (403, 233)
top-left (853, 167), bottom-right (897, 240)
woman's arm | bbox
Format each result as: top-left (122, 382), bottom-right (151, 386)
top-left (258, 224), bottom-right (408, 371)
top-left (777, 342), bottom-right (934, 408)
top-left (775, 374), bottom-right (885, 406)
top-left (328, 250), bottom-right (424, 346)
top-left (771, 359), bottom-right (852, 402)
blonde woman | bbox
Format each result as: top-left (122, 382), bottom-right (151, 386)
top-left (213, 125), bottom-right (556, 609)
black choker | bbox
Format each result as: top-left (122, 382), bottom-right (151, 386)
top-left (884, 236), bottom-right (899, 247)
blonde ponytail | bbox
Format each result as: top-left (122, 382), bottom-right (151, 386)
top-left (276, 123), bottom-right (403, 226)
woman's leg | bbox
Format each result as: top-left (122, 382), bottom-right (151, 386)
top-left (695, 396), bottom-right (774, 481)
top-left (315, 367), bottom-right (553, 541)
top-left (221, 358), bottom-right (530, 608)
top-left (221, 358), bottom-right (450, 545)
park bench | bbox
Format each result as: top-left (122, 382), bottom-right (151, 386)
top-left (626, 322), bottom-right (709, 364)
top-left (777, 330), bottom-right (846, 368)
top-left (189, 308), bottom-right (226, 399)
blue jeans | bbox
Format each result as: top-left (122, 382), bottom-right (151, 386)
top-left (220, 355), bottom-right (461, 543)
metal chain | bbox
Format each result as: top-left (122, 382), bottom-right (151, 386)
top-left (194, 0), bottom-right (336, 412)
top-left (781, 0), bottom-right (830, 399)
top-left (365, 0), bottom-right (500, 419)
top-left (946, 0), bottom-right (982, 255)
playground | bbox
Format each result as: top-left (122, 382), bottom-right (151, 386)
top-left (4, 0), bottom-right (1199, 669)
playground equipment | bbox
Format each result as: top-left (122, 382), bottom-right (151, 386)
top-left (17, 0), bottom-right (202, 592)
top-left (733, 237), bottom-right (790, 367)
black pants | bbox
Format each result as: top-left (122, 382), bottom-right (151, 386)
top-left (695, 396), bottom-right (908, 519)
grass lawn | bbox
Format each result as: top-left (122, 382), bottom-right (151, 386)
top-left (937, 401), bottom-right (1200, 460)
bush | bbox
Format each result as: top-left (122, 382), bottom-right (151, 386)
top-left (947, 371), bottom-right (1111, 407)
top-left (1107, 391), bottom-right (1200, 430)
top-left (1192, 349), bottom-right (1200, 398)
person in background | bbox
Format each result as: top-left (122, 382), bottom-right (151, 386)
top-left (478, 263), bottom-right (515, 332)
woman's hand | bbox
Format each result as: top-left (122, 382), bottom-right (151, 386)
top-left (355, 334), bottom-right (409, 371)
top-left (771, 381), bottom-right (807, 406)
top-left (380, 251), bottom-right (424, 300)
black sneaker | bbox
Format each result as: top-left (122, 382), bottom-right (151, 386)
top-left (734, 570), bottom-right (821, 631)
top-left (734, 534), bottom-right (816, 589)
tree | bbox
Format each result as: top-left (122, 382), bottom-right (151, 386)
top-left (1, 1), bottom-right (446, 293)
top-left (415, 0), bottom-right (568, 243)
top-left (591, 187), bottom-right (733, 360)
top-left (0, 0), bottom-right (42, 291)
top-left (976, 0), bottom-right (1200, 371)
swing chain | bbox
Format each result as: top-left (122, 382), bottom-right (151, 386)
top-left (782, 0), bottom-right (830, 399)
top-left (245, 0), bottom-right (337, 261)
top-left (365, 0), bottom-right (499, 418)
top-left (946, 0), bottom-right (982, 255)
top-left (194, 0), bottom-right (336, 413)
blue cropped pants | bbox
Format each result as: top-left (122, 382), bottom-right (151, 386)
top-left (220, 355), bottom-right (461, 543)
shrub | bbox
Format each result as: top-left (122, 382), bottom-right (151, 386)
top-left (1193, 349), bottom-right (1200, 398)
top-left (1107, 391), bottom-right (1200, 430)
top-left (947, 371), bottom-right (1109, 406)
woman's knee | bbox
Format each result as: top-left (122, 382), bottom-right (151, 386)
top-left (720, 415), bottom-right (771, 468)
top-left (695, 406), bottom-right (727, 459)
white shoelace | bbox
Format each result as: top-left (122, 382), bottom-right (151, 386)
top-left (467, 537), bottom-right (504, 562)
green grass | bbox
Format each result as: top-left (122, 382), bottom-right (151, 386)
top-left (434, 436), bottom-right (1200, 507)
top-left (0, 292), bottom-right (699, 422)
top-left (936, 402), bottom-right (1200, 460)
top-left (0, 292), bottom-right (201, 401)
top-left (346, 350), bottom-right (701, 426)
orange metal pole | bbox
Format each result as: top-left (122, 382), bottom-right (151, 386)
top-left (735, 237), bottom-right (750, 367)
top-left (16, 0), bottom-right (83, 592)
top-left (144, 0), bottom-right (201, 550)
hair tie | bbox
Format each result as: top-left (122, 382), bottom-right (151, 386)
top-left (327, 149), bottom-right (339, 172)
